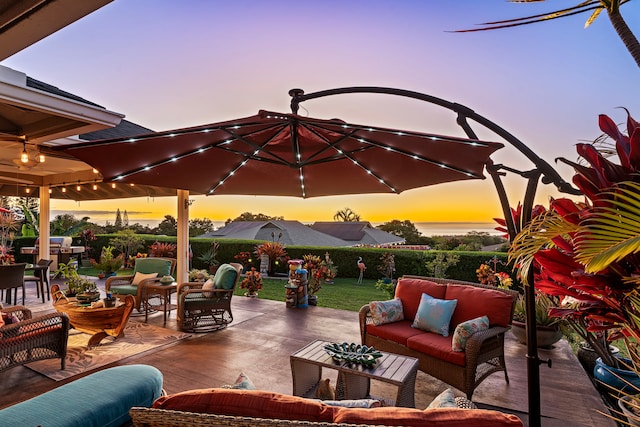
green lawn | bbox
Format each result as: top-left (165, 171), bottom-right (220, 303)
top-left (234, 278), bottom-right (387, 312)
top-left (78, 268), bottom-right (385, 312)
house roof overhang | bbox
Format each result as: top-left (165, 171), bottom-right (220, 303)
top-left (0, 0), bottom-right (113, 61)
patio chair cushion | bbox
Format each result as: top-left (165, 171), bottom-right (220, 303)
top-left (394, 278), bottom-right (447, 321)
top-left (366, 320), bottom-right (423, 346)
top-left (213, 264), bottom-right (240, 290)
top-left (153, 389), bottom-right (336, 422)
top-left (445, 284), bottom-right (514, 327)
top-left (411, 293), bottom-right (458, 337)
top-left (369, 298), bottom-right (404, 326)
top-left (135, 258), bottom-right (172, 277)
top-left (109, 284), bottom-right (138, 295)
top-left (451, 315), bottom-right (490, 352)
top-left (132, 272), bottom-right (158, 285)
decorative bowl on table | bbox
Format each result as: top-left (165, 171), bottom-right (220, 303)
top-left (323, 342), bottom-right (383, 366)
top-left (159, 275), bottom-right (175, 285)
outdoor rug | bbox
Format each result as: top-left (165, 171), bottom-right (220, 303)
top-left (26, 321), bottom-right (191, 381)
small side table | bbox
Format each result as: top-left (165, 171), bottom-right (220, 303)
top-left (143, 282), bottom-right (177, 323)
top-left (290, 339), bottom-right (418, 407)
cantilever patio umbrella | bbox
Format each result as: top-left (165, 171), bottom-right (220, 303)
top-left (60, 110), bottom-right (503, 197)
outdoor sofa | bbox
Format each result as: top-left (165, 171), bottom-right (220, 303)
top-left (131, 387), bottom-right (523, 426)
top-left (359, 275), bottom-right (518, 399)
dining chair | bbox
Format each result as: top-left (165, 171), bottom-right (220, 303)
top-left (0, 263), bottom-right (27, 305)
top-left (24, 259), bottom-right (53, 303)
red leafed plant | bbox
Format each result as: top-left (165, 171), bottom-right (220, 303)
top-left (509, 110), bottom-right (640, 370)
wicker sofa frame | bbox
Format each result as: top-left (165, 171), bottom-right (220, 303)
top-left (359, 276), bottom-right (518, 399)
top-left (0, 305), bottom-right (69, 372)
top-left (131, 407), bottom-right (383, 427)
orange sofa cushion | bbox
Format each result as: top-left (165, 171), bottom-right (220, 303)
top-left (407, 333), bottom-right (465, 366)
top-left (153, 389), bottom-right (335, 422)
top-left (394, 278), bottom-right (447, 321)
top-left (366, 320), bottom-right (423, 346)
top-left (445, 284), bottom-right (514, 328)
top-left (334, 406), bottom-right (523, 426)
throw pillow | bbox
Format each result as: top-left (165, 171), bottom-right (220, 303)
top-left (132, 272), bottom-right (158, 286)
top-left (318, 399), bottom-right (382, 408)
top-left (201, 278), bottom-right (215, 298)
top-left (213, 264), bottom-right (239, 290)
top-left (426, 388), bottom-right (457, 409)
top-left (369, 298), bottom-right (404, 326)
top-left (451, 315), bottom-right (490, 352)
top-left (411, 293), bottom-right (457, 337)
top-left (220, 372), bottom-right (256, 390)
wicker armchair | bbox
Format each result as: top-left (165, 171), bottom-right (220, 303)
top-left (177, 263), bottom-right (242, 332)
top-left (105, 257), bottom-right (176, 312)
top-left (0, 305), bottom-right (69, 372)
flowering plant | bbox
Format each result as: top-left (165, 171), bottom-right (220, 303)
top-left (495, 272), bottom-right (513, 289)
top-left (240, 267), bottom-right (262, 295)
top-left (0, 245), bottom-right (14, 265)
top-left (234, 251), bottom-right (253, 271)
top-left (304, 253), bottom-right (337, 295)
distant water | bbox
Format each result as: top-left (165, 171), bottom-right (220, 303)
top-left (410, 222), bottom-right (500, 237)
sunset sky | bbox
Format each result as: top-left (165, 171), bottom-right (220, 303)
top-left (3, 1), bottom-right (640, 227)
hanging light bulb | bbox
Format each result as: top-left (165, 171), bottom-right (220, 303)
top-left (61, 187), bottom-right (66, 193)
top-left (76, 184), bottom-right (81, 191)
top-left (25, 188), bottom-right (30, 194)
top-left (20, 143), bottom-right (29, 163)
top-left (93, 183), bottom-right (98, 190)
top-left (37, 151), bottom-right (45, 163)
top-left (111, 183), bottom-right (116, 189)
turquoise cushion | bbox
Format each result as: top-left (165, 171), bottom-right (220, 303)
top-left (135, 258), bottom-right (172, 276)
top-left (411, 293), bottom-right (458, 337)
top-left (0, 364), bottom-right (163, 427)
top-left (109, 284), bottom-right (138, 295)
top-left (214, 264), bottom-right (239, 290)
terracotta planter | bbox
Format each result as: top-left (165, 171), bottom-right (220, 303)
top-left (510, 320), bottom-right (563, 348)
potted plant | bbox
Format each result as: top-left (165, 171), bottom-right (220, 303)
top-left (377, 252), bottom-right (395, 282)
top-left (254, 242), bottom-right (287, 276)
top-left (188, 268), bottom-right (211, 282)
top-left (91, 246), bottom-right (124, 278)
top-left (198, 241), bottom-right (220, 274)
top-left (511, 293), bottom-right (564, 348)
top-left (303, 253), bottom-right (337, 305)
top-left (56, 261), bottom-right (98, 300)
top-left (240, 267), bottom-right (262, 297)
top-left (233, 251), bottom-right (253, 272)
top-left (508, 110), bottom-right (640, 422)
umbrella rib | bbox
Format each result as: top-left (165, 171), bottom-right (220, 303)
top-left (303, 122), bottom-right (485, 179)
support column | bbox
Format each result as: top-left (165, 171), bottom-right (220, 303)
top-left (39, 186), bottom-right (50, 264)
top-left (176, 190), bottom-right (189, 284)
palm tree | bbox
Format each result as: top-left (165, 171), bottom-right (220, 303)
top-left (333, 208), bottom-right (361, 222)
top-left (458, 1), bottom-right (640, 69)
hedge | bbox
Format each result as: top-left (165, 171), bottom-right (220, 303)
top-left (12, 236), bottom-right (516, 289)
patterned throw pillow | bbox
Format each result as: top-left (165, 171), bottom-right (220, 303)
top-left (411, 293), bottom-right (457, 337)
top-left (451, 315), bottom-right (490, 352)
top-left (426, 388), bottom-right (457, 409)
top-left (369, 298), bottom-right (404, 326)
top-left (220, 372), bottom-right (256, 390)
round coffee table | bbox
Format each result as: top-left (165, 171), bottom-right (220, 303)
top-left (51, 284), bottom-right (134, 347)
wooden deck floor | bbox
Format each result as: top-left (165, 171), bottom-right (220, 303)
top-left (0, 281), bottom-right (618, 427)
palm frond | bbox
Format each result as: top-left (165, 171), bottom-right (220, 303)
top-left (576, 182), bottom-right (640, 272)
top-left (508, 210), bottom-right (579, 285)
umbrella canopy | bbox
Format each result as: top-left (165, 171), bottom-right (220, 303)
top-left (61, 110), bottom-right (503, 198)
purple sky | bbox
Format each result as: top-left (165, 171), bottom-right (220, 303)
top-left (3, 1), bottom-right (639, 226)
